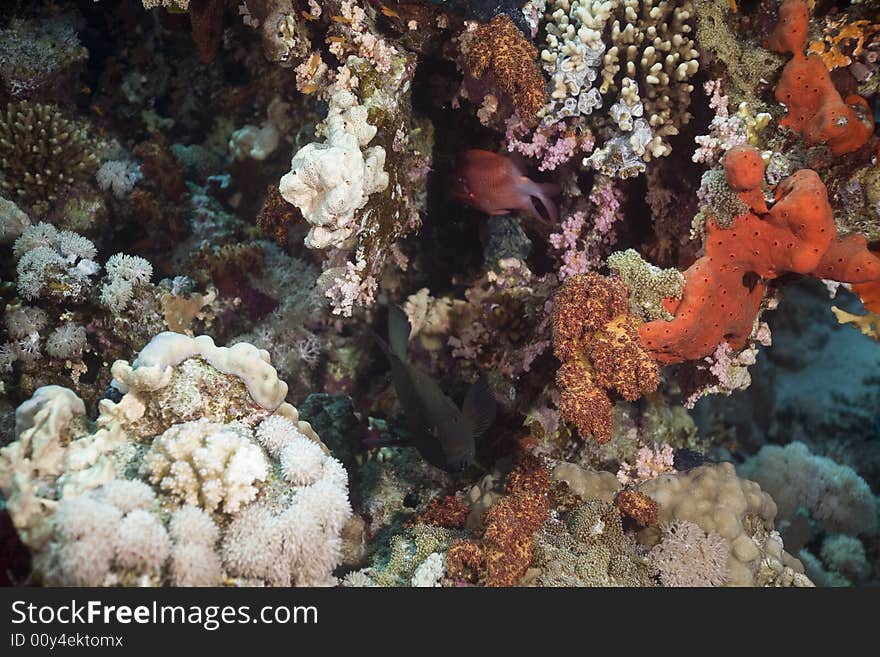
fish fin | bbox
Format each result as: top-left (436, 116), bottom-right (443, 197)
top-left (462, 375), bottom-right (497, 437)
top-left (508, 151), bottom-right (529, 175)
top-left (371, 328), bottom-right (394, 359)
top-left (531, 182), bottom-right (561, 223)
top-left (363, 433), bottom-right (411, 450)
top-left (387, 305), bottom-right (411, 360)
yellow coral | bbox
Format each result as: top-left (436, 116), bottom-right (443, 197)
top-left (831, 307), bottom-right (880, 340)
top-left (808, 18), bottom-right (880, 71)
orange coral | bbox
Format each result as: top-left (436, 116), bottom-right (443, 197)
top-left (640, 145), bottom-right (880, 364)
top-left (808, 17), bottom-right (880, 71)
top-left (766, 0), bottom-right (874, 155)
top-left (445, 540), bottom-right (484, 581)
top-left (553, 274), bottom-right (659, 443)
top-left (462, 14), bottom-right (548, 123)
top-left (615, 490), bottom-right (659, 527)
top-left (415, 494), bottom-right (469, 529)
top-left (446, 454), bottom-right (550, 586)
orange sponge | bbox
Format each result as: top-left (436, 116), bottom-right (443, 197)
top-left (767, 0), bottom-right (874, 155)
top-left (639, 146), bottom-right (880, 364)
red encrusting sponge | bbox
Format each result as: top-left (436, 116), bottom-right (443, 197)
top-left (639, 146), bottom-right (880, 364)
top-left (766, 0), bottom-right (874, 155)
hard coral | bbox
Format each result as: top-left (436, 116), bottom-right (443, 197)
top-left (553, 273), bottom-right (659, 443)
top-left (133, 136), bottom-right (187, 202)
top-left (0, 101), bottom-right (98, 213)
top-left (640, 145), bottom-right (880, 364)
top-left (766, 0), bottom-right (874, 155)
top-left (463, 14), bottom-right (548, 123)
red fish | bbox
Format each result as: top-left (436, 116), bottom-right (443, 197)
top-left (452, 149), bottom-right (560, 224)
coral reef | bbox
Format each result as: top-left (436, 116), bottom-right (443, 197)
top-left (0, 0), bottom-right (878, 591)
top-left (446, 453), bottom-right (550, 586)
top-left (767, 0), bottom-right (874, 155)
top-left (463, 14), bottom-right (548, 123)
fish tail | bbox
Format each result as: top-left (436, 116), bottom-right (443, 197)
top-left (532, 182), bottom-right (561, 223)
top-left (462, 375), bottom-right (497, 438)
top-left (387, 305), bottom-right (411, 361)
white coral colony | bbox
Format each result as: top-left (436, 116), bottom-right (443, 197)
top-left (279, 89), bottom-right (388, 249)
top-left (0, 332), bottom-right (353, 587)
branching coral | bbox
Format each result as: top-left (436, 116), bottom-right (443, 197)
top-left (549, 177), bottom-right (626, 279)
top-left (553, 273), bottom-right (659, 443)
top-left (539, 0), bottom-right (700, 176)
top-left (692, 79), bottom-right (770, 164)
top-left (0, 101), bottom-right (99, 213)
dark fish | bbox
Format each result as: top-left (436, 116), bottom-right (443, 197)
top-left (375, 306), bottom-right (497, 472)
top-left (673, 448), bottom-right (713, 472)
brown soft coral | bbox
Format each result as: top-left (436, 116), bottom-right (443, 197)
top-left (615, 490), bottom-right (659, 527)
top-left (188, 0), bottom-right (230, 64)
top-left (462, 14), bottom-right (547, 123)
top-left (552, 274), bottom-right (659, 444)
top-left (133, 136), bottom-right (187, 202)
top-left (257, 184), bottom-right (302, 245)
top-left (415, 495), bottom-right (469, 529)
top-left (446, 453), bottom-right (550, 586)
